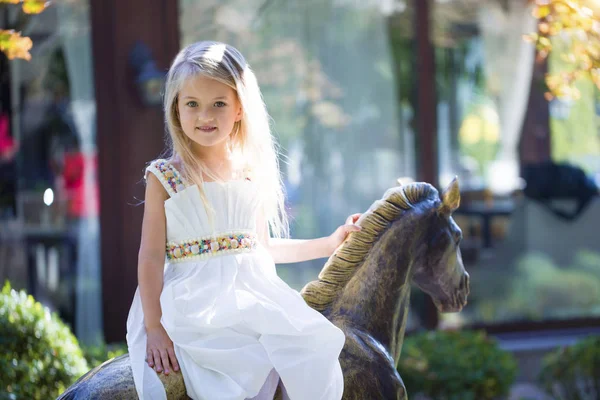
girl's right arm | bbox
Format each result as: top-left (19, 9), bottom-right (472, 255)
top-left (138, 173), bottom-right (179, 375)
top-left (138, 172), bottom-right (168, 331)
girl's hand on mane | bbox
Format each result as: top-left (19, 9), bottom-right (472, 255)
top-left (327, 213), bottom-right (362, 254)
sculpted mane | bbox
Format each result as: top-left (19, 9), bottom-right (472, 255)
top-left (301, 182), bottom-right (439, 311)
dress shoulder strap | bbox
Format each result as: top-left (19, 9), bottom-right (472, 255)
top-left (145, 159), bottom-right (189, 197)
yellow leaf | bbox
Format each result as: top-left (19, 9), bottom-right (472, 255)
top-left (539, 36), bottom-right (552, 47)
top-left (0, 0), bottom-right (21, 4)
top-left (535, 5), bottom-right (551, 19)
top-left (0, 30), bottom-right (33, 61)
top-left (22, 0), bottom-right (50, 14)
top-left (548, 22), bottom-right (563, 35)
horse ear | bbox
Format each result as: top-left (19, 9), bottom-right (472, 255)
top-left (397, 177), bottom-right (414, 186)
top-left (438, 177), bottom-right (460, 216)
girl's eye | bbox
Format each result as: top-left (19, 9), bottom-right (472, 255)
top-left (214, 101), bottom-right (226, 108)
top-left (186, 101), bottom-right (198, 107)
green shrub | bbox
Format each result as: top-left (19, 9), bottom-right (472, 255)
top-left (397, 330), bottom-right (518, 400)
top-left (539, 335), bottom-right (600, 400)
top-left (0, 281), bottom-right (89, 399)
top-left (81, 341), bottom-right (128, 369)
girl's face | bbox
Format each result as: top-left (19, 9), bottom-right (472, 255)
top-left (177, 74), bottom-right (242, 151)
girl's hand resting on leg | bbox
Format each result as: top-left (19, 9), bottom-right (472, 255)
top-left (146, 324), bottom-right (180, 375)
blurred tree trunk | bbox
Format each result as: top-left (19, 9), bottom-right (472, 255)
top-left (519, 52), bottom-right (551, 166)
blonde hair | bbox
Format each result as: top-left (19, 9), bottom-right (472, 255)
top-left (162, 41), bottom-right (288, 238)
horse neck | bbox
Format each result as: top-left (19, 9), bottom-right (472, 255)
top-left (329, 226), bottom-right (413, 362)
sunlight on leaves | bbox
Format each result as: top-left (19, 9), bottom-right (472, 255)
top-left (527, 0), bottom-right (600, 99)
top-left (22, 0), bottom-right (51, 14)
top-left (0, 0), bottom-right (51, 60)
top-left (0, 29), bottom-right (32, 60)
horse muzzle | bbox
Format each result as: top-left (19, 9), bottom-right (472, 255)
top-left (432, 272), bottom-right (470, 313)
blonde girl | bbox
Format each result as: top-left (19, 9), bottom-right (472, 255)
top-left (126, 41), bottom-right (360, 400)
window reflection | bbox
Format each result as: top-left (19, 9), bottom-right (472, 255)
top-left (179, 0), bottom-right (600, 330)
top-left (433, 1), bottom-right (600, 327)
top-left (0, 1), bottom-right (101, 345)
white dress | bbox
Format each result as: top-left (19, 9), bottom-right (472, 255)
top-left (126, 159), bottom-right (345, 400)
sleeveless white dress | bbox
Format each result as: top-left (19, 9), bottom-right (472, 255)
top-left (126, 159), bottom-right (345, 400)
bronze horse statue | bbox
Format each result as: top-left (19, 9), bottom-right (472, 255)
top-left (58, 179), bottom-right (469, 400)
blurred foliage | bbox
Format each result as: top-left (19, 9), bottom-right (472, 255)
top-left (471, 251), bottom-right (600, 323)
top-left (397, 330), bottom-right (518, 400)
top-left (539, 335), bottom-right (600, 400)
top-left (527, 0), bottom-right (600, 100)
top-left (458, 100), bottom-right (501, 176)
top-left (0, 0), bottom-right (48, 15)
top-left (0, 0), bottom-right (50, 60)
top-left (81, 341), bottom-right (128, 369)
top-left (0, 280), bottom-right (88, 399)
top-left (506, 252), bottom-right (600, 320)
top-left (548, 34), bottom-right (600, 175)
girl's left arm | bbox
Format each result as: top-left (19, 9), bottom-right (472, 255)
top-left (257, 213), bottom-right (362, 264)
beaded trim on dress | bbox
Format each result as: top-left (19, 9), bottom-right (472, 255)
top-left (166, 231), bottom-right (258, 262)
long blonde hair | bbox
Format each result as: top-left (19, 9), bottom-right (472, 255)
top-left (162, 41), bottom-right (288, 238)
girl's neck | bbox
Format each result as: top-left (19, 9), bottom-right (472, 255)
top-left (188, 142), bottom-right (245, 182)
top-left (191, 141), bottom-right (230, 166)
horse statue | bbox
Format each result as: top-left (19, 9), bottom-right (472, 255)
top-left (58, 178), bottom-right (469, 400)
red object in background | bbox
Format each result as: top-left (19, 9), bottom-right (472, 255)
top-left (63, 151), bottom-right (99, 218)
top-left (0, 113), bottom-right (16, 159)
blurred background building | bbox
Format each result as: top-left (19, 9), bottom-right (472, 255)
top-left (1, 0), bottom-right (599, 383)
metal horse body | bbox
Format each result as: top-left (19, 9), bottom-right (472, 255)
top-left (300, 179), bottom-right (469, 399)
top-left (58, 179), bottom-right (469, 400)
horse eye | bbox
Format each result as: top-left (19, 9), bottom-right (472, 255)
top-left (454, 231), bottom-right (463, 244)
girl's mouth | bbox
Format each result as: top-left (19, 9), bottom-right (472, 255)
top-left (197, 126), bottom-right (217, 133)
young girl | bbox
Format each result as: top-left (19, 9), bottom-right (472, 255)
top-left (126, 41), bottom-right (361, 400)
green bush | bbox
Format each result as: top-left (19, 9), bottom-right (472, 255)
top-left (0, 281), bottom-right (89, 399)
top-left (397, 330), bottom-right (518, 400)
top-left (539, 335), bottom-right (600, 400)
top-left (81, 341), bottom-right (128, 369)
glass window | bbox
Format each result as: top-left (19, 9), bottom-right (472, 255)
top-left (433, 1), bottom-right (600, 328)
top-left (179, 1), bottom-right (422, 328)
top-left (0, 1), bottom-right (101, 345)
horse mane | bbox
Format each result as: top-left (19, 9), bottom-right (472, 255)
top-left (301, 182), bottom-right (439, 311)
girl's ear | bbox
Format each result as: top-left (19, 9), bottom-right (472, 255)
top-left (235, 104), bottom-right (243, 122)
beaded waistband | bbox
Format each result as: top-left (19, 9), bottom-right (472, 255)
top-left (166, 231), bottom-right (258, 263)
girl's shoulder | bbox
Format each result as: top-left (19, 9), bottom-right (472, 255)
top-left (145, 158), bottom-right (187, 195)
top-left (146, 157), bottom-right (175, 169)
top-left (145, 158), bottom-right (185, 174)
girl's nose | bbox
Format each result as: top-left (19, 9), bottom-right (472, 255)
top-left (196, 109), bottom-right (213, 122)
